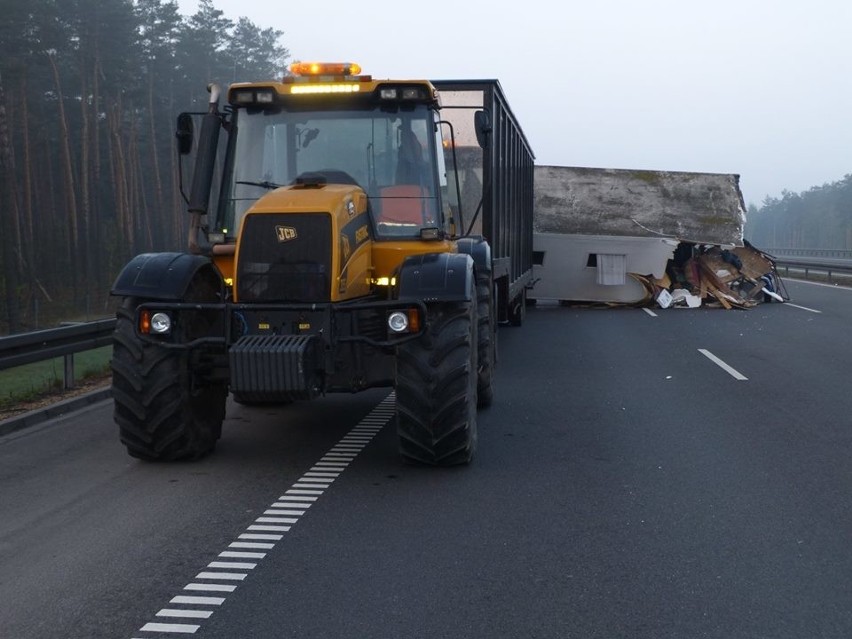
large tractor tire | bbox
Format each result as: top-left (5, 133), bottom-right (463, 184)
top-left (395, 280), bottom-right (478, 466)
top-left (111, 297), bottom-right (227, 461)
top-left (475, 274), bottom-right (495, 408)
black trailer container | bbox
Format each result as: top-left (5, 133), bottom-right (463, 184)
top-left (433, 80), bottom-right (536, 324)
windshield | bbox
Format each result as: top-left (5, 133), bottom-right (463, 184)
top-left (216, 104), bottom-right (447, 240)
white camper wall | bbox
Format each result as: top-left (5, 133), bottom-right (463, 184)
top-left (531, 234), bottom-right (678, 303)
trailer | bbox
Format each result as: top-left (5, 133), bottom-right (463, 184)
top-left (431, 80), bottom-right (535, 324)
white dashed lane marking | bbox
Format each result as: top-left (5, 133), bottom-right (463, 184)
top-left (130, 393), bottom-right (395, 638)
top-left (784, 303), bottom-right (822, 313)
top-left (698, 349), bottom-right (748, 381)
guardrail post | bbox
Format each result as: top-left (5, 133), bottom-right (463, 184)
top-left (64, 354), bottom-right (75, 390)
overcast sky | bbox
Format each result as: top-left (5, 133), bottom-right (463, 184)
top-left (177, 0), bottom-right (851, 207)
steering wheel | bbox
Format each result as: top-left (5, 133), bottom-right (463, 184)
top-left (293, 170), bottom-right (361, 188)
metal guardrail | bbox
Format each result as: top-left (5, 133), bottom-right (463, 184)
top-left (768, 253), bottom-right (852, 282)
top-left (0, 318), bottom-right (116, 389)
top-left (764, 247), bottom-right (852, 260)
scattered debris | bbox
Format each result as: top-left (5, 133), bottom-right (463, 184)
top-left (632, 241), bottom-right (789, 309)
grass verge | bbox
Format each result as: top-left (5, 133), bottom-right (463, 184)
top-left (0, 346), bottom-right (112, 409)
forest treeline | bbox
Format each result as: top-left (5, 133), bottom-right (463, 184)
top-left (745, 174), bottom-right (852, 250)
top-left (0, 0), bottom-right (288, 334)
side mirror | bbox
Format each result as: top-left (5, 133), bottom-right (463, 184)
top-left (474, 110), bottom-right (491, 149)
top-left (176, 112), bottom-right (194, 155)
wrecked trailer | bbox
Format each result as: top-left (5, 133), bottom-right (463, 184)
top-left (530, 165), bottom-right (786, 308)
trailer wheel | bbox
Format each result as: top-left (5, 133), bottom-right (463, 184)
top-left (507, 288), bottom-right (527, 327)
top-left (476, 274), bottom-right (495, 408)
top-left (111, 297), bottom-right (226, 461)
top-left (395, 279), bottom-right (478, 465)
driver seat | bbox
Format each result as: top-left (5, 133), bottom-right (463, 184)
top-left (378, 185), bottom-right (426, 224)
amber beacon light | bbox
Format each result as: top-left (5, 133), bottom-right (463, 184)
top-left (289, 62), bottom-right (362, 76)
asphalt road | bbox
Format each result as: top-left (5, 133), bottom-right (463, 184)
top-left (2, 279), bottom-right (852, 639)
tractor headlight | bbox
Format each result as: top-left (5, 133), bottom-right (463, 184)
top-left (229, 88), bottom-right (276, 106)
top-left (387, 311), bottom-right (409, 333)
top-left (150, 312), bottom-right (172, 335)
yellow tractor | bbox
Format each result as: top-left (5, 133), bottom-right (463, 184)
top-left (111, 62), bottom-right (534, 465)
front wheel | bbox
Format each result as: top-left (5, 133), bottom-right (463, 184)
top-left (395, 280), bottom-right (478, 466)
top-left (111, 297), bottom-right (226, 461)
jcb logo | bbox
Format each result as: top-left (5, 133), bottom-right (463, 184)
top-left (355, 225), bottom-right (369, 244)
top-left (275, 226), bottom-right (297, 242)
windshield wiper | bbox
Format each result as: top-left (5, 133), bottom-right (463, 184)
top-left (236, 180), bottom-right (285, 190)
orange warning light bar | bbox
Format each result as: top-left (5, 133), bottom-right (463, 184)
top-left (289, 62), bottom-right (362, 76)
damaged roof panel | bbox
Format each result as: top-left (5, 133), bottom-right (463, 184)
top-left (534, 165), bottom-right (746, 245)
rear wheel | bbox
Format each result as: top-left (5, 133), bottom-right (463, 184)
top-left (395, 278), bottom-right (478, 466)
top-left (507, 288), bottom-right (527, 326)
top-left (111, 297), bottom-right (226, 461)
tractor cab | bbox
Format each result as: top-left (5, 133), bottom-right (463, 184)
top-left (207, 62), bottom-right (456, 248)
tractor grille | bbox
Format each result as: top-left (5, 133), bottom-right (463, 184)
top-left (357, 312), bottom-right (386, 342)
top-left (237, 213), bottom-right (331, 302)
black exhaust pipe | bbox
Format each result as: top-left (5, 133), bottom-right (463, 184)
top-left (188, 84), bottom-right (222, 216)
